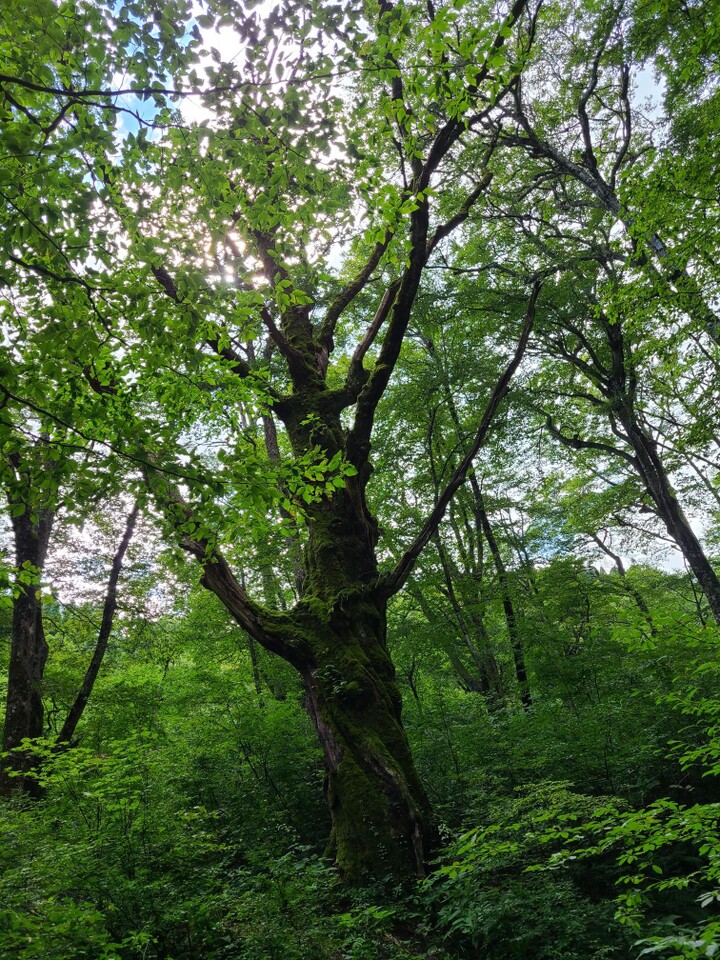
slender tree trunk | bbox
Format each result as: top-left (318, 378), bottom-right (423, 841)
top-left (551, 311), bottom-right (720, 624)
top-left (408, 583), bottom-right (490, 694)
top-left (602, 309), bottom-right (720, 620)
top-left (434, 365), bottom-right (525, 704)
top-left (469, 476), bottom-right (532, 708)
top-left (0, 507), bottom-right (54, 798)
top-left (56, 503), bottom-right (139, 745)
top-left (433, 533), bottom-right (503, 700)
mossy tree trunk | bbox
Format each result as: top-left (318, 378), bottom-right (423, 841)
top-left (286, 407), bottom-right (435, 881)
top-left (174, 293), bottom-right (536, 878)
top-left (191, 441), bottom-right (436, 881)
top-left (302, 599), bottom-right (432, 880)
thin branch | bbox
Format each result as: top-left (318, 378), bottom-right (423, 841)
top-left (0, 382), bottom-right (212, 486)
top-left (56, 503), bottom-right (140, 745)
top-left (383, 281), bottom-right (540, 596)
top-left (150, 263), bottom-right (289, 397)
top-left (319, 234), bottom-right (392, 350)
top-left (418, 0), bottom-right (532, 193)
top-left (0, 71), bottom-right (342, 102)
top-left (345, 279), bottom-right (402, 389)
top-left (426, 172), bottom-right (492, 259)
top-left (609, 64), bottom-right (631, 190)
top-left (576, 12), bottom-right (617, 178)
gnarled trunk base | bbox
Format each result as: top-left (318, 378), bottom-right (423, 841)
top-left (303, 597), bottom-right (434, 883)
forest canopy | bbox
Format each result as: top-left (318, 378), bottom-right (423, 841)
top-left (1, 0), bottom-right (720, 957)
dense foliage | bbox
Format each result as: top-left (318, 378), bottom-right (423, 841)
top-left (1, 0), bottom-right (719, 956)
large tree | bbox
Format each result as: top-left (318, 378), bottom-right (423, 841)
top-left (1, 0), bottom-right (541, 880)
top-left (2, 0), bottom-right (717, 885)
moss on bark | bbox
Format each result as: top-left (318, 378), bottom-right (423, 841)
top-left (303, 594), bottom-right (434, 882)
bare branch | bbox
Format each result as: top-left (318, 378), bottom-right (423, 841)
top-left (319, 233), bottom-right (393, 351)
top-left (577, 13), bottom-right (618, 177)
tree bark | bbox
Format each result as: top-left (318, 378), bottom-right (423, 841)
top-left (173, 402), bottom-right (436, 883)
top-left (620, 416), bottom-right (720, 623)
top-left (288, 406), bottom-right (435, 880)
top-left (0, 506), bottom-right (54, 798)
top-left (301, 595), bottom-right (433, 881)
top-left (207, 531), bottom-right (434, 881)
top-left (603, 317), bottom-right (720, 623)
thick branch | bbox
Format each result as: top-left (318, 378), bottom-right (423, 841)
top-left (347, 201), bottom-right (431, 463)
top-left (144, 463), bottom-right (305, 666)
top-left (545, 415), bottom-right (639, 466)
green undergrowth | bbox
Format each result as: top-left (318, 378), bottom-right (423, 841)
top-left (3, 616), bottom-right (720, 959)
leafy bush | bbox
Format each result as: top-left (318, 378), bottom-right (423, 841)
top-left (537, 641), bottom-right (720, 959)
top-left (426, 782), bottom-right (631, 959)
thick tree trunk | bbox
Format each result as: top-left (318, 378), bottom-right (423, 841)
top-left (193, 430), bottom-right (435, 881)
top-left (0, 508), bottom-right (54, 798)
top-left (301, 594), bottom-right (433, 881)
top-left (294, 442), bottom-right (435, 880)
